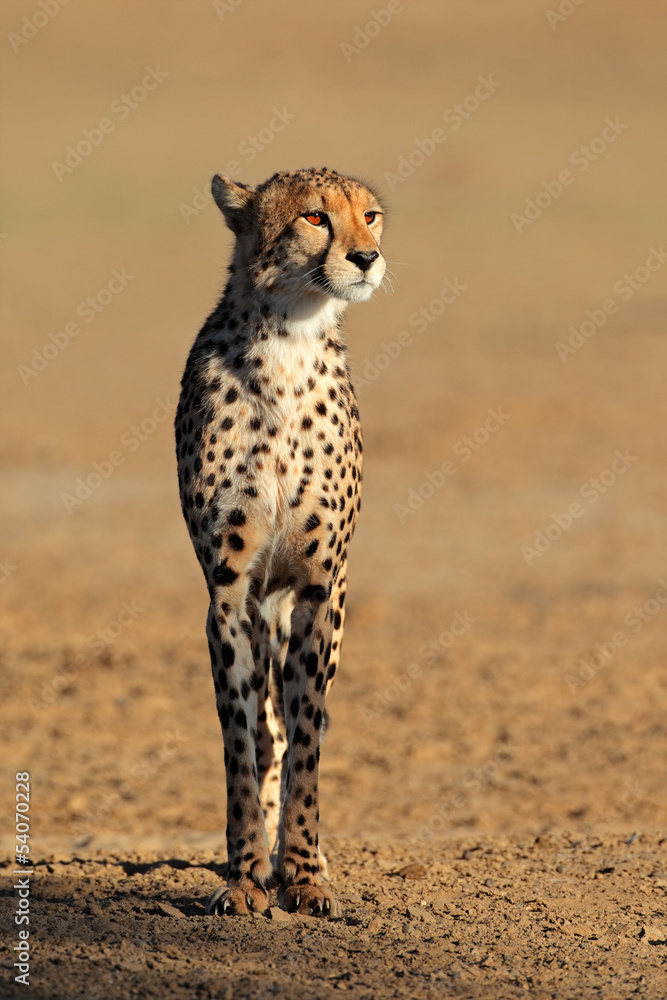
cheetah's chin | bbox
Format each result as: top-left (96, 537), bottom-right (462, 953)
top-left (329, 279), bottom-right (380, 303)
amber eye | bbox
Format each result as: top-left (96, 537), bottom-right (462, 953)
top-left (304, 212), bottom-right (326, 226)
top-left (364, 211), bottom-right (377, 224)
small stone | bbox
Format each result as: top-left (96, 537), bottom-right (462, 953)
top-left (367, 915), bottom-right (383, 933)
top-left (406, 904), bottom-right (436, 923)
top-left (640, 923), bottom-right (667, 945)
top-left (269, 906), bottom-right (291, 922)
top-left (483, 878), bottom-right (495, 887)
top-left (155, 902), bottom-right (185, 919)
top-left (396, 862), bottom-right (427, 880)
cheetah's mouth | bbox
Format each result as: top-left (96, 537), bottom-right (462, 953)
top-left (308, 272), bottom-right (380, 303)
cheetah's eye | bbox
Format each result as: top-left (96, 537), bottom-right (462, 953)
top-left (364, 211), bottom-right (377, 224)
top-left (304, 212), bottom-right (327, 226)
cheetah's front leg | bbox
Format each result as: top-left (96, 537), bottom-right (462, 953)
top-left (205, 589), bottom-right (276, 916)
top-left (277, 590), bottom-right (340, 917)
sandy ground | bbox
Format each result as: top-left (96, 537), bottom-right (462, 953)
top-left (1, 1), bottom-right (666, 997)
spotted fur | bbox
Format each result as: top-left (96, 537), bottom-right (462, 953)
top-left (175, 167), bottom-right (385, 918)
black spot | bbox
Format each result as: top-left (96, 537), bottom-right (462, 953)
top-left (221, 642), bottom-right (235, 668)
top-left (306, 539), bottom-right (319, 557)
top-left (302, 417), bottom-right (313, 430)
top-left (232, 802), bottom-right (243, 820)
top-left (228, 533), bottom-right (244, 551)
top-left (306, 755), bottom-right (316, 772)
top-left (313, 709), bottom-right (322, 729)
top-left (229, 509), bottom-right (246, 526)
top-left (333, 611), bottom-right (342, 629)
top-left (225, 388), bottom-right (238, 404)
top-left (213, 564), bottom-right (239, 586)
top-left (305, 653), bottom-right (318, 676)
top-left (316, 402), bottom-right (327, 415)
top-left (301, 584), bottom-right (327, 603)
top-left (221, 417), bottom-right (234, 430)
top-left (235, 709), bottom-right (248, 729)
top-left (288, 634), bottom-right (302, 653)
top-left (305, 513), bottom-right (321, 532)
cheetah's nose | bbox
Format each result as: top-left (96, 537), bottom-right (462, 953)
top-left (345, 250), bottom-right (379, 273)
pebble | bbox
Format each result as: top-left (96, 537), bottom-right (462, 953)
top-left (155, 901), bottom-right (185, 919)
top-left (396, 862), bottom-right (427, 880)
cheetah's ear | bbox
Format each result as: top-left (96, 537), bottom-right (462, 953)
top-left (211, 174), bottom-right (255, 234)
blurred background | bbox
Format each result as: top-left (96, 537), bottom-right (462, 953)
top-left (1, 0), bottom-right (665, 853)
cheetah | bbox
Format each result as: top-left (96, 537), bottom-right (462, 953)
top-left (175, 167), bottom-right (386, 918)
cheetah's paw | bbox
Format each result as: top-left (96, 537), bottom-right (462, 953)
top-left (206, 884), bottom-right (270, 916)
top-left (280, 884), bottom-right (341, 918)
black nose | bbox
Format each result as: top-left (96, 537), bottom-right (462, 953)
top-left (345, 249), bottom-right (379, 273)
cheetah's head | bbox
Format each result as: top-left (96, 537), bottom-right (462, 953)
top-left (211, 168), bottom-right (386, 317)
